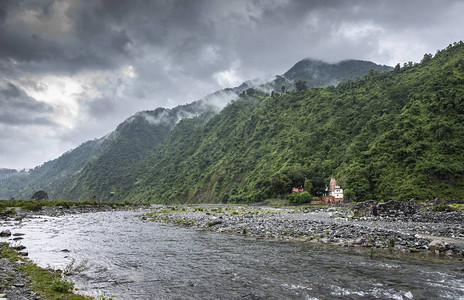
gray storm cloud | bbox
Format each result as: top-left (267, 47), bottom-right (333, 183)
top-left (0, 0), bottom-right (463, 169)
top-left (0, 82), bottom-right (55, 125)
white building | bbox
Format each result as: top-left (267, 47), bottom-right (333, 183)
top-left (327, 177), bottom-right (344, 202)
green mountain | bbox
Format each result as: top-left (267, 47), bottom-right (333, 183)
top-left (58, 101), bottom-right (223, 201)
top-left (0, 95), bottom-right (231, 200)
top-left (0, 57), bottom-right (391, 201)
top-left (125, 42), bottom-right (464, 203)
top-left (9, 42), bottom-right (464, 204)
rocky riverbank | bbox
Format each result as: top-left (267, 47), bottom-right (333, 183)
top-left (145, 201), bottom-right (464, 258)
top-left (0, 203), bottom-right (149, 299)
top-left (0, 243), bottom-right (41, 300)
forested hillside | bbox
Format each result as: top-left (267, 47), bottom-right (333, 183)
top-left (0, 58), bottom-right (389, 201)
top-left (269, 59), bottom-right (392, 91)
top-left (0, 168), bottom-right (19, 181)
top-left (58, 104), bottom-right (219, 201)
top-left (0, 99), bottom-right (224, 200)
top-left (126, 42), bottom-right (464, 203)
top-left (0, 139), bottom-right (102, 199)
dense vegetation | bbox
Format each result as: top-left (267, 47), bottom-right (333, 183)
top-left (1, 43), bottom-right (463, 203)
top-left (0, 58), bottom-right (389, 202)
top-left (126, 42), bottom-right (464, 203)
top-left (0, 199), bottom-right (132, 213)
top-left (270, 58), bottom-right (392, 91)
top-left (0, 102), bottom-right (220, 201)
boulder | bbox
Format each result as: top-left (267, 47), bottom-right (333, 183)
top-left (428, 240), bottom-right (446, 251)
top-left (12, 245), bottom-right (26, 250)
top-left (352, 200), bottom-right (377, 217)
top-left (377, 200), bottom-right (417, 217)
top-left (0, 229), bottom-right (11, 237)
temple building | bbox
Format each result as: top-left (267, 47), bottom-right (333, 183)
top-left (321, 177), bottom-right (344, 203)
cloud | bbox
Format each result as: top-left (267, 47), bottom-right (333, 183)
top-left (7, 0), bottom-right (75, 39)
top-left (213, 61), bottom-right (243, 87)
top-left (0, 81), bottom-right (55, 125)
top-left (1, 0), bottom-right (464, 169)
top-left (0, 123), bottom-right (74, 169)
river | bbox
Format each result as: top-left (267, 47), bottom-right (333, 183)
top-left (8, 210), bottom-right (464, 299)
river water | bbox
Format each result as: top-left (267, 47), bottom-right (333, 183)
top-left (6, 210), bottom-right (464, 299)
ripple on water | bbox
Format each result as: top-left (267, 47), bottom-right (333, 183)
top-left (10, 210), bottom-right (464, 300)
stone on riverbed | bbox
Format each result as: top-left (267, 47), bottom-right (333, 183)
top-left (12, 245), bottom-right (26, 251)
top-left (13, 283), bottom-right (25, 287)
top-left (428, 240), bottom-right (446, 251)
top-left (0, 229), bottom-right (11, 237)
top-left (354, 237), bottom-right (365, 245)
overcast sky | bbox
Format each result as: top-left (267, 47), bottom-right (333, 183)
top-left (1, 0), bottom-right (463, 169)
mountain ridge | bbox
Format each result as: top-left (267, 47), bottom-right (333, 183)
top-left (1, 57), bottom-right (395, 201)
top-left (123, 42), bottom-right (464, 203)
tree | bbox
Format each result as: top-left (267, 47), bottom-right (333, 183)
top-left (31, 190), bottom-right (48, 200)
top-left (295, 80), bottom-right (307, 92)
top-left (304, 178), bottom-right (312, 195)
top-left (421, 53), bottom-right (432, 64)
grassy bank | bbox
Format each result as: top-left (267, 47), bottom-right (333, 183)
top-left (0, 199), bottom-right (133, 213)
top-left (0, 243), bottom-right (89, 299)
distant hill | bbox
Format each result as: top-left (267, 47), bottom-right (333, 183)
top-left (0, 168), bottom-right (19, 181)
top-left (0, 139), bottom-right (103, 199)
top-left (58, 100), bottom-right (225, 201)
top-left (0, 55), bottom-right (399, 201)
top-left (266, 59), bottom-right (392, 92)
top-left (0, 91), bottom-right (235, 200)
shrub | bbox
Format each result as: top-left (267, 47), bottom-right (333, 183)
top-left (288, 193), bottom-right (300, 204)
top-left (21, 201), bottom-right (43, 211)
top-left (51, 278), bottom-right (74, 293)
top-left (300, 192), bottom-right (311, 203)
top-left (432, 203), bottom-right (456, 212)
top-left (31, 190), bottom-right (48, 200)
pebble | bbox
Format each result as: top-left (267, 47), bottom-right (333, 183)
top-left (13, 283), bottom-right (25, 288)
top-left (11, 245), bottom-right (26, 251)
